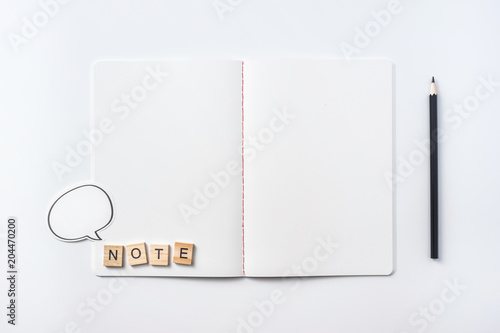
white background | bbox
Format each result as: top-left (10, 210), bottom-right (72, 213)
top-left (1, 0), bottom-right (500, 332)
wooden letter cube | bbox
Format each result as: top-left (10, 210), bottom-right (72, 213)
top-left (103, 245), bottom-right (123, 267)
top-left (126, 242), bottom-right (148, 266)
top-left (149, 244), bottom-right (169, 266)
top-left (173, 242), bottom-right (194, 265)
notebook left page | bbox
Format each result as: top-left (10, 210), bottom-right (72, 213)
top-left (91, 60), bottom-right (243, 277)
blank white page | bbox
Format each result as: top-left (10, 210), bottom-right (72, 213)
top-left (243, 59), bottom-right (393, 277)
top-left (91, 60), bottom-right (243, 277)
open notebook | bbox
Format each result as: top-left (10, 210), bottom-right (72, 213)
top-left (91, 59), bottom-right (393, 277)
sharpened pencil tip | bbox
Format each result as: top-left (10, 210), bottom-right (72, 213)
top-left (430, 77), bottom-right (437, 95)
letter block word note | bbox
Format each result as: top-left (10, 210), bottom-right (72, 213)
top-left (126, 242), bottom-right (148, 266)
top-left (103, 245), bottom-right (124, 267)
top-left (173, 242), bottom-right (194, 265)
top-left (149, 244), bottom-right (169, 266)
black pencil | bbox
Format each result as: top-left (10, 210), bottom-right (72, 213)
top-left (430, 77), bottom-right (438, 259)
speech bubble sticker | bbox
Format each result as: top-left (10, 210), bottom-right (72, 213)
top-left (48, 184), bottom-right (114, 242)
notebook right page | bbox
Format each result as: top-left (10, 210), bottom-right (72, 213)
top-left (243, 59), bottom-right (393, 277)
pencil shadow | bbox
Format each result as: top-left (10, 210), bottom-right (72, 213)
top-left (391, 61), bottom-right (398, 275)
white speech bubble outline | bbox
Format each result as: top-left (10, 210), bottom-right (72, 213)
top-left (48, 184), bottom-right (114, 242)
